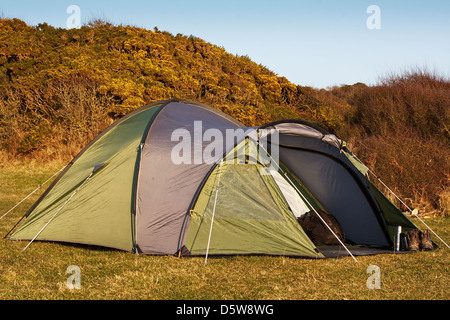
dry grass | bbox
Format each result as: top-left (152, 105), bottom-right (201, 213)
top-left (439, 188), bottom-right (450, 216)
top-left (0, 166), bottom-right (449, 300)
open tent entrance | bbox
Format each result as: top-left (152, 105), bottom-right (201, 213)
top-left (261, 120), bottom-right (420, 251)
top-left (184, 137), bottom-right (335, 258)
top-left (279, 146), bottom-right (391, 246)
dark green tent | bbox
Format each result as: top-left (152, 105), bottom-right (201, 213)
top-left (9, 99), bottom-right (419, 258)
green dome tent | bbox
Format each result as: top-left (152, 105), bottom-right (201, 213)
top-left (8, 99), bottom-right (420, 258)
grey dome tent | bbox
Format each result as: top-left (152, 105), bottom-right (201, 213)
top-left (8, 99), bottom-right (420, 258)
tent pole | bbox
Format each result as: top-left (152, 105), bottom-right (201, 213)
top-left (204, 159), bottom-right (223, 265)
top-left (22, 172), bottom-right (93, 252)
top-left (0, 164), bottom-right (67, 221)
top-left (282, 171), bottom-right (358, 262)
top-left (258, 141), bottom-right (358, 262)
top-left (351, 154), bottom-right (449, 249)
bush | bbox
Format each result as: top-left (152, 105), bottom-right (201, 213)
top-left (334, 69), bottom-right (450, 214)
top-left (0, 19), bottom-right (448, 214)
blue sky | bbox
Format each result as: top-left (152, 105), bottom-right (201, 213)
top-left (1, 0), bottom-right (449, 88)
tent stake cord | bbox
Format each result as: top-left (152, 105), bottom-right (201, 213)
top-left (22, 172), bottom-right (93, 252)
top-left (0, 164), bottom-right (67, 221)
top-left (258, 141), bottom-right (358, 262)
top-left (204, 159), bottom-right (223, 265)
top-left (280, 170), bottom-right (358, 262)
top-left (410, 210), bottom-right (449, 249)
top-left (351, 154), bottom-right (449, 249)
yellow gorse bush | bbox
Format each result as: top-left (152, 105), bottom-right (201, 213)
top-left (0, 18), bottom-right (448, 214)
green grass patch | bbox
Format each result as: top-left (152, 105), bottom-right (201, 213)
top-left (0, 166), bottom-right (448, 300)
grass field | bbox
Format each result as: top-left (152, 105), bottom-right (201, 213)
top-left (0, 164), bottom-right (448, 300)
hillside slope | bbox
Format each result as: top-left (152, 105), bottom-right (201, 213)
top-left (0, 18), bottom-right (319, 154)
top-left (0, 18), bottom-right (448, 214)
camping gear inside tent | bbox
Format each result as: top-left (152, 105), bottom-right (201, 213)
top-left (8, 99), bottom-right (425, 258)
